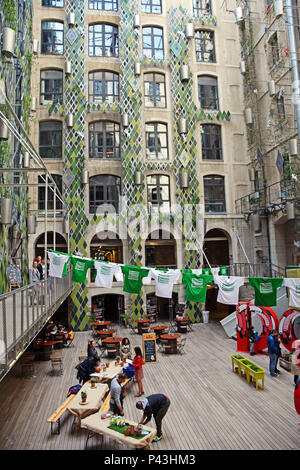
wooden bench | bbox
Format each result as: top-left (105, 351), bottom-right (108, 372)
top-left (100, 378), bottom-right (132, 414)
top-left (47, 394), bottom-right (76, 434)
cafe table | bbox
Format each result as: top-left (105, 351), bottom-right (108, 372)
top-left (92, 321), bottom-right (111, 330)
top-left (38, 340), bottom-right (56, 361)
top-left (136, 319), bottom-right (150, 335)
top-left (160, 333), bottom-right (181, 354)
top-left (67, 381), bottom-right (109, 427)
top-left (96, 329), bottom-right (116, 341)
top-left (101, 337), bottom-right (123, 357)
top-left (81, 412), bottom-right (156, 450)
top-left (150, 325), bottom-right (168, 342)
top-left (175, 317), bottom-right (188, 333)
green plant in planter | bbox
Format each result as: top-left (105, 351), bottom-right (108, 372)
top-left (116, 356), bottom-right (121, 361)
top-left (81, 391), bottom-right (87, 400)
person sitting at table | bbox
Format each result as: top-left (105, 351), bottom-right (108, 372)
top-left (109, 373), bottom-right (128, 416)
top-left (65, 329), bottom-right (74, 345)
top-left (132, 346), bottom-right (144, 397)
top-left (76, 356), bottom-right (100, 384)
top-left (136, 393), bottom-right (171, 443)
top-left (87, 339), bottom-right (99, 361)
top-left (120, 337), bottom-right (132, 361)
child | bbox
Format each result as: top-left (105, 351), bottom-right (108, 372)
top-left (132, 346), bottom-right (144, 397)
top-left (121, 337), bottom-right (132, 361)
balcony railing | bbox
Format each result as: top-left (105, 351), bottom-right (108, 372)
top-left (235, 173), bottom-right (300, 214)
top-left (0, 272), bottom-right (72, 382)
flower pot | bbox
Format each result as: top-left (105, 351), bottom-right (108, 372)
top-left (130, 425), bottom-right (135, 436)
top-left (91, 382), bottom-right (96, 388)
top-left (125, 427), bottom-right (131, 436)
top-left (106, 362), bottom-right (109, 368)
top-left (135, 429), bottom-right (142, 436)
top-left (81, 396), bottom-right (87, 403)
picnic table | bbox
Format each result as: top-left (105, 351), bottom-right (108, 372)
top-left (160, 333), bottom-right (181, 354)
top-left (81, 412), bottom-right (156, 450)
top-left (90, 361), bottom-right (125, 383)
top-left (67, 381), bottom-right (109, 427)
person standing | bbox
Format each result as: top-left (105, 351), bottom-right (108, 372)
top-left (132, 346), bottom-right (144, 397)
top-left (109, 373), bottom-right (127, 416)
top-left (36, 256), bottom-right (43, 279)
top-left (136, 393), bottom-right (171, 442)
top-left (267, 329), bottom-right (280, 377)
top-left (29, 261), bottom-right (41, 305)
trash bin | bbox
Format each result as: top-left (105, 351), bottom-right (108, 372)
top-left (202, 310), bottom-right (209, 324)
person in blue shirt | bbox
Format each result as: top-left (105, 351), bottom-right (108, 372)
top-left (136, 393), bottom-right (170, 442)
top-left (267, 330), bottom-right (280, 377)
top-left (76, 356), bottom-right (100, 384)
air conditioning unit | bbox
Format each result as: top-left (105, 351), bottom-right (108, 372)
top-left (178, 118), bottom-right (187, 134)
top-left (65, 60), bottom-right (72, 75)
top-left (180, 171), bottom-right (189, 189)
top-left (0, 117), bottom-right (9, 141)
top-left (122, 113), bottom-right (129, 127)
top-left (66, 113), bottom-right (74, 128)
top-left (134, 62), bottom-right (141, 76)
top-left (240, 60), bottom-right (246, 74)
top-left (32, 39), bottom-right (39, 54)
top-left (135, 171), bottom-right (142, 185)
top-left (81, 169), bottom-right (89, 185)
top-left (286, 202), bottom-right (295, 220)
top-left (289, 138), bottom-right (298, 156)
top-left (27, 215), bottom-right (37, 234)
top-left (1, 198), bottom-right (13, 225)
top-left (134, 15), bottom-right (140, 28)
top-left (68, 12), bottom-right (76, 27)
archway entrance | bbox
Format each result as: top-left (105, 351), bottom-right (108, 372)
top-left (35, 232), bottom-right (67, 258)
top-left (145, 229), bottom-right (176, 268)
top-left (91, 294), bottom-right (124, 323)
top-left (90, 232), bottom-right (123, 264)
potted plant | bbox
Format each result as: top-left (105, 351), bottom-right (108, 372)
top-left (81, 391), bottom-right (87, 403)
top-left (106, 362), bottom-right (110, 368)
top-left (116, 356), bottom-right (121, 364)
top-left (91, 378), bottom-right (97, 389)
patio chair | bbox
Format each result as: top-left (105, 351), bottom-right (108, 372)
top-left (177, 338), bottom-right (186, 355)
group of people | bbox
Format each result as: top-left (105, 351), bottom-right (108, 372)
top-left (76, 336), bottom-right (170, 443)
top-left (29, 256), bottom-right (51, 305)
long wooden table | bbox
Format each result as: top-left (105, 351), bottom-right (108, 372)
top-left (81, 412), bottom-right (156, 450)
top-left (67, 381), bottom-right (109, 426)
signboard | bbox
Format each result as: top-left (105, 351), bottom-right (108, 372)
top-left (285, 266), bottom-right (300, 278)
top-left (7, 264), bottom-right (22, 285)
top-left (142, 333), bottom-right (157, 364)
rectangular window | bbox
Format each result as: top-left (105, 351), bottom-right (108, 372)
top-left (146, 123), bottom-right (168, 160)
top-left (39, 122), bottom-right (62, 159)
top-left (204, 175), bottom-right (226, 213)
top-left (195, 30), bottom-right (216, 63)
top-left (89, 24), bottom-right (119, 57)
top-left (142, 27), bottom-right (164, 60)
top-left (144, 73), bottom-right (166, 108)
top-left (193, 0), bottom-right (212, 16)
top-left (269, 33), bottom-right (280, 66)
top-left (88, 0), bottom-right (118, 11)
top-left (42, 0), bottom-right (64, 6)
top-left (201, 125), bottom-right (222, 160)
top-left (198, 76), bottom-right (219, 109)
top-left (40, 70), bottom-right (63, 105)
top-left (88, 71), bottom-right (119, 103)
top-left (141, 0), bottom-right (162, 14)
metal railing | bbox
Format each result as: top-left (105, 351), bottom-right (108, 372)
top-left (0, 272), bottom-right (72, 381)
top-left (235, 173), bottom-right (300, 214)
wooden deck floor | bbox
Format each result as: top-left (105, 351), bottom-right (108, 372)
top-left (0, 321), bottom-right (299, 451)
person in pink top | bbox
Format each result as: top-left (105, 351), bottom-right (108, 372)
top-left (132, 346), bottom-right (144, 397)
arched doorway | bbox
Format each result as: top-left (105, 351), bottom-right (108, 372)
top-left (145, 229), bottom-right (176, 268)
top-left (203, 229), bottom-right (230, 267)
top-left (35, 232), bottom-right (67, 258)
top-left (91, 294), bottom-right (124, 323)
top-left (90, 232), bottom-right (123, 283)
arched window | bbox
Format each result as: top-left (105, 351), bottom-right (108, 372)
top-left (142, 26), bottom-right (164, 59)
top-left (40, 69), bottom-right (63, 105)
top-left (195, 30), bottom-right (216, 63)
top-left (144, 73), bottom-right (166, 108)
top-left (89, 175), bottom-right (121, 214)
top-left (145, 122), bottom-right (168, 160)
top-left (147, 174), bottom-right (170, 211)
top-left (39, 121), bottom-right (62, 159)
top-left (35, 232), bottom-right (67, 258)
top-left (201, 124), bottom-right (222, 160)
top-left (145, 230), bottom-right (176, 268)
top-left (198, 75), bottom-right (219, 110)
top-left (203, 175), bottom-right (226, 213)
top-left (89, 121), bottom-right (120, 159)
top-left (41, 21), bottom-right (64, 55)
top-left (88, 24), bottom-right (119, 57)
top-left (88, 70), bottom-right (119, 103)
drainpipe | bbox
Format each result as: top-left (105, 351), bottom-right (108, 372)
top-left (285, 0), bottom-right (300, 143)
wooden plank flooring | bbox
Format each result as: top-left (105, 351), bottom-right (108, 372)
top-left (0, 321), bottom-right (299, 450)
